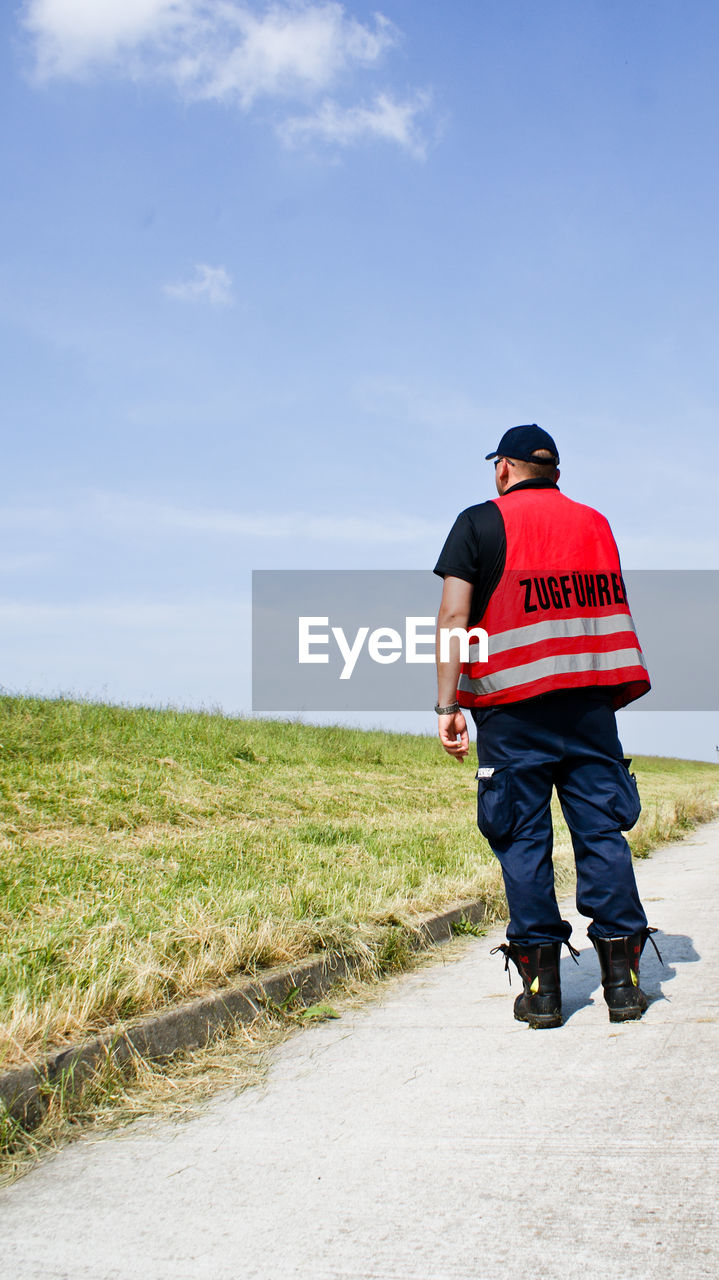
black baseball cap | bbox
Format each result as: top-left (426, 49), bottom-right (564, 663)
top-left (485, 424), bottom-right (559, 465)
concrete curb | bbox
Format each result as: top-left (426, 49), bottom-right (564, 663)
top-left (0, 898), bottom-right (485, 1129)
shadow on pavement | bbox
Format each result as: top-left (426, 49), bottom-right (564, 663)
top-left (559, 932), bottom-right (699, 1021)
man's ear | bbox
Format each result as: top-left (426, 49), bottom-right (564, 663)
top-left (495, 459), bottom-right (510, 492)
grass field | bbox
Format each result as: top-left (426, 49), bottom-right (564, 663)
top-left (1, 695), bottom-right (717, 1076)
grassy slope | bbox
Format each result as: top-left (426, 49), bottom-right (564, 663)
top-left (1, 695), bottom-right (717, 1068)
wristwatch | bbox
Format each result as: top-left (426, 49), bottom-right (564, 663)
top-left (434, 701), bottom-right (461, 715)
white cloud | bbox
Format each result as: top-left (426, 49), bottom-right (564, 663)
top-left (0, 493), bottom-right (445, 545)
top-left (96, 494), bottom-right (444, 544)
top-left (281, 90), bottom-right (431, 158)
top-left (164, 263), bottom-right (235, 306)
top-left (178, 4), bottom-right (397, 108)
top-left (21, 1), bottom-right (429, 155)
top-left (23, 1), bottom-right (391, 98)
top-left (23, 0), bottom-right (186, 77)
top-left (0, 595), bottom-right (248, 630)
top-left (23, 1), bottom-right (396, 92)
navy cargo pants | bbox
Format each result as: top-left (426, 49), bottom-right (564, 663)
top-left (471, 691), bottom-right (648, 945)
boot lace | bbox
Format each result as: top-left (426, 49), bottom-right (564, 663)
top-left (490, 943), bottom-right (513, 983)
top-left (644, 926), bottom-right (663, 964)
top-left (490, 939), bottom-right (580, 986)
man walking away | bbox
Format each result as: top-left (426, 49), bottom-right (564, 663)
top-left (433, 424), bottom-right (661, 1028)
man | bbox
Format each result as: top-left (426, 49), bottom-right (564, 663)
top-left (433, 424), bottom-right (660, 1029)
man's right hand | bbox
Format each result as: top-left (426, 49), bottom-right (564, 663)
top-left (438, 710), bottom-right (469, 760)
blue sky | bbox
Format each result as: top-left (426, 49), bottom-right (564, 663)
top-left (2, 0), bottom-right (719, 759)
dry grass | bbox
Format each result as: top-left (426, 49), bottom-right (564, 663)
top-left (1, 694), bottom-right (717, 1180)
top-left (0, 697), bottom-right (504, 1069)
top-left (1, 696), bottom-right (716, 1072)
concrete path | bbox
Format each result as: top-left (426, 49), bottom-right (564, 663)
top-left (2, 826), bottom-right (719, 1280)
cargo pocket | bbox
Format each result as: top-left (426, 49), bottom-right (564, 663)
top-left (612, 757), bottom-right (642, 831)
top-left (475, 765), bottom-right (515, 843)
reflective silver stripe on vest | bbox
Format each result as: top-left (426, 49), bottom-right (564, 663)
top-left (480, 610), bottom-right (639, 658)
top-left (458, 646), bottom-right (648, 697)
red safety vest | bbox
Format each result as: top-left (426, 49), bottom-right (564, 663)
top-left (457, 488), bottom-right (650, 710)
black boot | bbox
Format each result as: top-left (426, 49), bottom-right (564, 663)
top-left (491, 941), bottom-right (564, 1029)
top-left (591, 929), bottom-right (662, 1022)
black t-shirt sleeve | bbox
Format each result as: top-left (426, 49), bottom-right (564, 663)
top-left (433, 501), bottom-right (506, 625)
top-left (433, 509), bottom-right (481, 585)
